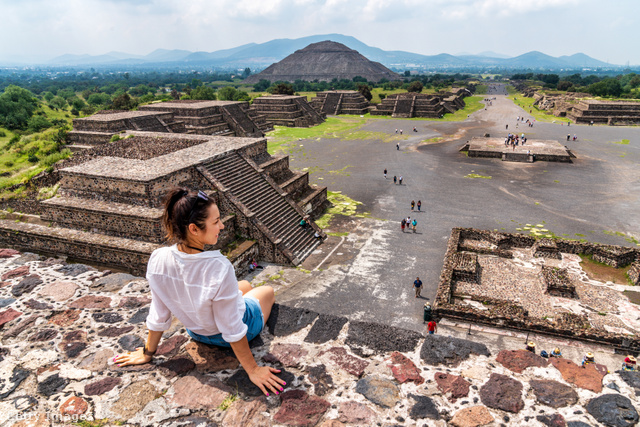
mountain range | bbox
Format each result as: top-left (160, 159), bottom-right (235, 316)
top-left (45, 34), bottom-right (616, 70)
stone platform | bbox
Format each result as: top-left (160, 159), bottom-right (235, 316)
top-left (1, 249), bottom-right (638, 426)
top-left (435, 228), bottom-right (640, 352)
top-left (464, 137), bottom-right (573, 163)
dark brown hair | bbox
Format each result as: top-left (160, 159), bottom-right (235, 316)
top-left (162, 187), bottom-right (215, 243)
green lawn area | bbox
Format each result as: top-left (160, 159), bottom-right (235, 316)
top-left (508, 93), bottom-right (570, 124)
top-left (0, 106), bottom-right (74, 200)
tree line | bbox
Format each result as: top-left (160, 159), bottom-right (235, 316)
top-left (510, 72), bottom-right (640, 98)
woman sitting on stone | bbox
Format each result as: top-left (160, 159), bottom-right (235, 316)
top-left (114, 188), bottom-right (285, 396)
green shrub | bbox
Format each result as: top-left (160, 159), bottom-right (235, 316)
top-left (27, 154), bottom-right (39, 163)
top-left (0, 130), bottom-right (6, 137)
top-left (4, 160), bottom-right (13, 167)
top-left (110, 134), bottom-right (122, 142)
top-left (42, 149), bottom-right (71, 167)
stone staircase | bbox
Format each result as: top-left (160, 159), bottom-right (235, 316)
top-left (292, 97), bottom-right (326, 125)
top-left (322, 93), bottom-right (342, 115)
top-left (220, 103), bottom-right (263, 137)
top-left (393, 98), bottom-right (414, 118)
top-left (201, 153), bottom-right (321, 263)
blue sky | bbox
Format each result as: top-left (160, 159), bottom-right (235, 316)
top-left (0, 0), bottom-right (638, 65)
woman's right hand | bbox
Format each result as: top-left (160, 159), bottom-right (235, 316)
top-left (247, 365), bottom-right (286, 396)
top-left (113, 347), bottom-right (152, 367)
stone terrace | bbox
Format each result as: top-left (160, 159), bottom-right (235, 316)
top-left (435, 228), bottom-right (640, 353)
top-left (309, 91), bottom-right (370, 116)
top-left (0, 250), bottom-right (638, 426)
top-left (0, 133), bottom-right (328, 274)
top-left (567, 99), bottom-right (640, 125)
top-left (463, 137), bottom-right (574, 163)
top-left (140, 100), bottom-right (273, 138)
top-left (251, 95), bottom-right (326, 127)
top-left (370, 93), bottom-right (445, 118)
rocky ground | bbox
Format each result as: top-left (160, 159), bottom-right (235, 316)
top-left (1, 249), bottom-right (640, 426)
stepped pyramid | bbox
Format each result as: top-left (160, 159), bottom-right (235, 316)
top-left (0, 133), bottom-right (328, 275)
top-left (244, 41), bottom-right (400, 84)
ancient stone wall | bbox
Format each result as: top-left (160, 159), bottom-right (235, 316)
top-left (435, 228), bottom-right (640, 351)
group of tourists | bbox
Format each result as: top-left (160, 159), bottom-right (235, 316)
top-left (525, 341), bottom-right (637, 371)
top-left (504, 132), bottom-right (527, 148)
top-left (567, 133), bottom-right (578, 141)
top-left (401, 216), bottom-right (417, 233)
top-left (383, 168), bottom-right (404, 185)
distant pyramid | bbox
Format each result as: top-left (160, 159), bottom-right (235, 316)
top-left (244, 41), bottom-right (400, 84)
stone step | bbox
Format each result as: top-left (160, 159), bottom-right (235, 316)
top-left (0, 219), bottom-right (159, 276)
top-left (40, 196), bottom-right (164, 243)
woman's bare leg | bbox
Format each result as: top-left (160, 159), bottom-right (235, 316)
top-left (245, 286), bottom-right (275, 325)
top-left (238, 280), bottom-right (252, 295)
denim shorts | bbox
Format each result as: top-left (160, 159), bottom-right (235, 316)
top-left (186, 295), bottom-right (264, 348)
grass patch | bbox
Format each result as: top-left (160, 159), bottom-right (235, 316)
top-left (421, 137), bottom-right (444, 144)
top-left (579, 254), bottom-right (632, 285)
top-left (315, 191), bottom-right (369, 229)
top-left (218, 393), bottom-right (238, 411)
top-left (266, 116), bottom-right (367, 154)
top-left (464, 173), bottom-right (492, 179)
top-left (507, 93), bottom-right (569, 124)
top-left (610, 139), bottom-right (630, 145)
top-left (327, 231), bottom-right (349, 237)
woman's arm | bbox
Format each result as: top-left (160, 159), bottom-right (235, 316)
top-left (114, 330), bottom-right (163, 367)
top-left (230, 336), bottom-right (285, 396)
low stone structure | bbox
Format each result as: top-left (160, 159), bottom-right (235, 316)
top-left (0, 251), bottom-right (636, 426)
top-left (251, 95), bottom-right (326, 127)
top-left (435, 228), bottom-right (640, 352)
top-left (0, 132), bottom-right (328, 274)
top-left (371, 89), bottom-right (470, 118)
top-left (567, 99), bottom-right (640, 125)
top-left (68, 100), bottom-right (273, 149)
top-left (461, 137), bottom-right (574, 163)
top-left (309, 90), bottom-right (370, 116)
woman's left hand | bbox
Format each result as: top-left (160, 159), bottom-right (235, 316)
top-left (113, 347), bottom-right (152, 367)
top-left (247, 365), bottom-right (286, 396)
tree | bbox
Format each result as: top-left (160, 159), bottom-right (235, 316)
top-left (112, 93), bottom-right (136, 110)
top-left (0, 85), bottom-right (40, 130)
top-left (49, 96), bottom-right (67, 110)
top-left (27, 115), bottom-right (52, 132)
top-left (87, 93), bottom-right (111, 106)
top-left (407, 81), bottom-right (424, 93)
top-left (404, 71), bottom-right (411, 77)
top-left (190, 85), bottom-right (217, 100)
top-left (253, 79), bottom-right (271, 92)
top-left (217, 86), bottom-right (238, 101)
top-left (557, 81), bottom-right (573, 91)
top-left (170, 89), bottom-right (180, 100)
top-left (356, 83), bottom-right (372, 101)
top-left (268, 83), bottom-right (294, 95)
top-left (243, 68), bottom-right (251, 78)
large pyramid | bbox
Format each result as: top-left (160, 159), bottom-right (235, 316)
top-left (245, 41), bottom-right (400, 84)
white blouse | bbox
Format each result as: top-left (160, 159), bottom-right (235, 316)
top-left (145, 245), bottom-right (247, 343)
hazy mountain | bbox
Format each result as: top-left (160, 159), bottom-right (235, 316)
top-left (41, 34), bottom-right (619, 70)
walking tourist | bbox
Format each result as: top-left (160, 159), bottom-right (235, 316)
top-left (393, 175), bottom-right (397, 184)
top-left (399, 176), bottom-right (403, 185)
top-left (396, 142), bottom-right (400, 150)
top-left (413, 277), bottom-right (423, 298)
top-left (401, 218), bottom-right (406, 233)
top-left (411, 218), bottom-right (417, 233)
top-left (417, 200), bottom-right (421, 211)
top-left (411, 200), bottom-right (415, 211)
top-left (114, 188), bottom-right (285, 397)
top-left (384, 168), bottom-right (387, 179)
top-left (427, 319), bottom-right (438, 334)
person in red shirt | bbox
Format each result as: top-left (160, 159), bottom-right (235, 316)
top-left (427, 320), bottom-right (437, 334)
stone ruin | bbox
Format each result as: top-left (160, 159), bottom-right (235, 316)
top-left (461, 137), bottom-right (574, 163)
top-left (68, 100), bottom-right (273, 150)
top-left (251, 95), bottom-right (326, 127)
top-left (567, 99), bottom-right (640, 125)
top-left (309, 90), bottom-right (370, 116)
top-left (525, 91), bottom-right (640, 125)
top-left (435, 228), bottom-right (640, 352)
top-left (0, 132), bottom-right (329, 275)
top-left (370, 88), bottom-right (470, 118)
